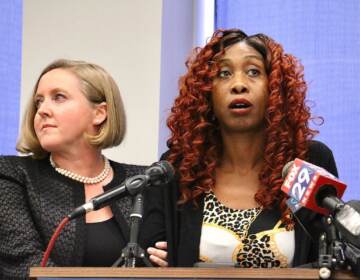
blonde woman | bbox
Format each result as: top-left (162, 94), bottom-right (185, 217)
top-left (0, 59), bottom-right (165, 279)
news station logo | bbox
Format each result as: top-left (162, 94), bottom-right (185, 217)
top-left (282, 159), bottom-right (317, 204)
top-left (281, 158), bottom-right (346, 215)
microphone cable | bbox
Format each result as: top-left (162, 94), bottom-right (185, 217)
top-left (41, 216), bottom-right (70, 267)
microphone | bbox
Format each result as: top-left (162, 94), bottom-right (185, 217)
top-left (144, 160), bottom-right (174, 186)
top-left (68, 160), bottom-right (174, 220)
top-left (281, 158), bottom-right (346, 216)
top-left (281, 159), bottom-right (360, 245)
top-left (332, 200), bottom-right (360, 248)
top-left (282, 159), bottom-right (360, 274)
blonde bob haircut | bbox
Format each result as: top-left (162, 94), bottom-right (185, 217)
top-left (16, 59), bottom-right (126, 158)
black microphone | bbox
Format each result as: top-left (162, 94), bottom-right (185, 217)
top-left (331, 200), bottom-right (360, 248)
top-left (68, 160), bottom-right (174, 220)
top-left (144, 160), bottom-right (174, 186)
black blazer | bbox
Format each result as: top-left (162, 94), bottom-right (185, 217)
top-left (0, 155), bottom-right (147, 279)
top-left (142, 140), bottom-right (338, 267)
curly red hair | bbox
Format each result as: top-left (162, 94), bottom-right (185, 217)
top-left (166, 29), bottom-right (318, 226)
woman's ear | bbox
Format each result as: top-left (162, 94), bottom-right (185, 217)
top-left (93, 102), bottom-right (107, 125)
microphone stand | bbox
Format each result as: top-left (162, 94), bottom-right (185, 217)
top-left (318, 215), bottom-right (360, 279)
top-left (112, 192), bottom-right (153, 267)
top-left (318, 215), bottom-right (346, 279)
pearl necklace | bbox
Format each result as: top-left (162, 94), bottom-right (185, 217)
top-left (49, 155), bottom-right (111, 184)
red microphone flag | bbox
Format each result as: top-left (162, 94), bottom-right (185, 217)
top-left (281, 158), bottom-right (347, 215)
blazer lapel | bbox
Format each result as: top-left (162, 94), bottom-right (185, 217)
top-left (177, 196), bottom-right (204, 266)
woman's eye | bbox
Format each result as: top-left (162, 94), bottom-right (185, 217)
top-left (34, 97), bottom-right (43, 109)
top-left (218, 69), bottom-right (232, 78)
top-left (34, 100), bottom-right (41, 108)
top-left (247, 68), bottom-right (260, 77)
top-left (53, 93), bottom-right (66, 101)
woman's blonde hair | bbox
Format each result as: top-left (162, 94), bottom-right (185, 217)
top-left (16, 59), bottom-right (126, 158)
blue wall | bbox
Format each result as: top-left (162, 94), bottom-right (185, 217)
top-left (216, 0), bottom-right (360, 200)
top-left (0, 0), bottom-right (22, 155)
top-left (159, 0), bottom-right (193, 156)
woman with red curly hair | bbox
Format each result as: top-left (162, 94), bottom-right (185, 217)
top-left (144, 29), bottom-right (338, 268)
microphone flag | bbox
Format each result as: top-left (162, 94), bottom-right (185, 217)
top-left (281, 158), bottom-right (346, 215)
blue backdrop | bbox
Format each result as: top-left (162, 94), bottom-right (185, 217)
top-left (216, 0), bottom-right (360, 200)
top-left (0, 0), bottom-right (22, 155)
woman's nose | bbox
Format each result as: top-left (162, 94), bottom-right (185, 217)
top-left (231, 76), bottom-right (249, 95)
top-left (36, 99), bottom-right (51, 117)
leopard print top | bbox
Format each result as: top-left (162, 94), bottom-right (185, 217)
top-left (199, 192), bottom-right (294, 268)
